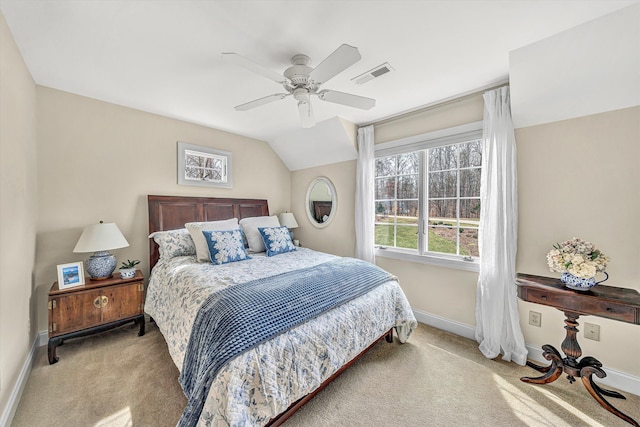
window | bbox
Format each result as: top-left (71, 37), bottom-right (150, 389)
top-left (375, 152), bottom-right (420, 250)
top-left (374, 123), bottom-right (482, 266)
top-left (184, 149), bottom-right (227, 183)
top-left (177, 141), bottom-right (232, 188)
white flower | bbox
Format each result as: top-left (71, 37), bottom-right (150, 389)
top-left (546, 237), bottom-right (608, 279)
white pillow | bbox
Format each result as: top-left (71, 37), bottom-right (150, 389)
top-left (239, 215), bottom-right (280, 252)
top-left (185, 218), bottom-right (239, 262)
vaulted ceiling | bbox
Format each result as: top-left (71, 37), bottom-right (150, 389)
top-left (1, 0), bottom-right (635, 168)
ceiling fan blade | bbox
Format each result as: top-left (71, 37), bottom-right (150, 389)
top-left (222, 53), bottom-right (287, 84)
top-left (297, 100), bottom-right (315, 128)
top-left (308, 44), bottom-right (361, 85)
top-left (235, 93), bottom-right (290, 111)
top-left (317, 90), bottom-right (376, 110)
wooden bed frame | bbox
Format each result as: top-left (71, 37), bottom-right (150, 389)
top-left (147, 194), bottom-right (393, 426)
top-left (148, 195), bottom-right (269, 270)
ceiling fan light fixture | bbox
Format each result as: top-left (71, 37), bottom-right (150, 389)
top-left (297, 100), bottom-right (315, 128)
top-left (225, 43), bottom-right (375, 127)
top-left (284, 61), bottom-right (313, 86)
top-left (293, 88), bottom-right (310, 102)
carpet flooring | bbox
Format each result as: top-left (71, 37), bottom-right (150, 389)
top-left (11, 320), bottom-right (640, 426)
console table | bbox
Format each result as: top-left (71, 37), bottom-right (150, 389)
top-left (516, 273), bottom-right (640, 427)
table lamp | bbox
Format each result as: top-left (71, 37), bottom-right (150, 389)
top-left (73, 221), bottom-right (129, 280)
top-left (278, 212), bottom-right (299, 239)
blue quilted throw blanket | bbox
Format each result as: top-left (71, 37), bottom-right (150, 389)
top-left (177, 257), bottom-right (395, 426)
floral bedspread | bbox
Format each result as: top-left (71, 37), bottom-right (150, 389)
top-left (145, 248), bottom-right (417, 427)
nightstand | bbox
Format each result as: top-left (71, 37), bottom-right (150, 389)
top-left (47, 270), bottom-right (145, 364)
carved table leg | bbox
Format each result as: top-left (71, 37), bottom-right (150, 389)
top-left (520, 310), bottom-right (639, 426)
top-left (576, 356), bottom-right (625, 399)
top-left (581, 365), bottom-right (639, 427)
top-left (560, 311), bottom-right (583, 383)
top-left (521, 344), bottom-right (564, 384)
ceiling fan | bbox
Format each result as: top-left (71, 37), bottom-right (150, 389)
top-left (222, 44), bottom-right (376, 128)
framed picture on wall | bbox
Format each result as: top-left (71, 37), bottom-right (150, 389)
top-left (177, 141), bottom-right (233, 189)
top-left (57, 262), bottom-right (85, 290)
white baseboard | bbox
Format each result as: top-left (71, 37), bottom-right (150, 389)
top-left (413, 308), bottom-right (477, 340)
top-left (37, 330), bottom-right (48, 347)
top-left (412, 308), bottom-right (640, 397)
top-left (0, 331), bottom-right (46, 427)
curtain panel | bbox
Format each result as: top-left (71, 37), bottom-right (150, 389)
top-left (475, 86), bottom-right (528, 365)
top-left (355, 125), bottom-right (375, 263)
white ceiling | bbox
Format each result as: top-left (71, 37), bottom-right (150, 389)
top-left (0, 0), bottom-right (636, 147)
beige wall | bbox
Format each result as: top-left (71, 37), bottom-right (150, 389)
top-left (291, 160), bottom-right (356, 257)
top-left (0, 11), bottom-right (38, 417)
top-left (35, 87), bottom-right (291, 333)
top-left (374, 95), bottom-right (484, 144)
top-left (516, 106), bottom-right (640, 376)
top-left (376, 257), bottom-right (477, 326)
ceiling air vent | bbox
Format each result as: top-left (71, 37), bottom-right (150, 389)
top-left (352, 63), bottom-right (394, 85)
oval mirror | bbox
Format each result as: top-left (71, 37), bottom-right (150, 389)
top-left (305, 177), bottom-right (337, 228)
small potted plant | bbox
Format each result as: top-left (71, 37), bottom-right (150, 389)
top-left (119, 259), bottom-right (140, 279)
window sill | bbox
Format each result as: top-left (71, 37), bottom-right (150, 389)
top-left (375, 247), bottom-right (480, 273)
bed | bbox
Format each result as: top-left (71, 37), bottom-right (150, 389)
top-left (145, 195), bottom-right (417, 427)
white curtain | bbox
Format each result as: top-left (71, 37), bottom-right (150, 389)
top-left (475, 87), bottom-right (528, 365)
top-left (355, 125), bottom-right (375, 263)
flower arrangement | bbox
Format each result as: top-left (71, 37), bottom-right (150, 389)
top-left (546, 237), bottom-right (609, 279)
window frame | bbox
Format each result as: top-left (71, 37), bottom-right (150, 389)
top-left (374, 122), bottom-right (483, 272)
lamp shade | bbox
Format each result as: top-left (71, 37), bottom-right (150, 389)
top-left (278, 212), bottom-right (299, 229)
top-left (73, 222), bottom-right (129, 280)
top-left (73, 222), bottom-right (129, 253)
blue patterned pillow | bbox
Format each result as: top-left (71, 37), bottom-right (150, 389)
top-left (202, 229), bottom-right (250, 265)
top-left (258, 226), bottom-right (297, 257)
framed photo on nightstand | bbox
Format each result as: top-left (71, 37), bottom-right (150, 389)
top-left (57, 262), bottom-right (85, 289)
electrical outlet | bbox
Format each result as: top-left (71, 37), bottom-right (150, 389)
top-left (529, 311), bottom-right (541, 327)
top-left (584, 322), bottom-right (600, 341)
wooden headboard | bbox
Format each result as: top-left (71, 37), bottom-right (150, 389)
top-left (148, 195), bottom-right (269, 269)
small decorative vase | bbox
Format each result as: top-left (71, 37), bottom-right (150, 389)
top-left (561, 271), bottom-right (608, 291)
top-left (119, 268), bottom-right (136, 279)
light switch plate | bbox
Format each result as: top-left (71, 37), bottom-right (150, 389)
top-left (584, 322), bottom-right (600, 341)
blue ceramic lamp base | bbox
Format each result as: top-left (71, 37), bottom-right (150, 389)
top-left (86, 250), bottom-right (117, 280)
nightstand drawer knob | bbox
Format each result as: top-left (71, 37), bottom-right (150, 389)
top-left (101, 295), bottom-right (109, 307)
top-left (94, 296), bottom-right (101, 308)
